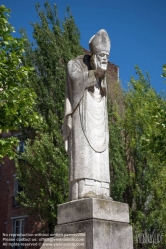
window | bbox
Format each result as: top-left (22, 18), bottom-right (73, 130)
top-left (12, 218), bottom-right (24, 249)
top-left (14, 133), bottom-right (25, 153)
top-left (16, 140), bottom-right (25, 153)
top-left (13, 176), bottom-right (23, 207)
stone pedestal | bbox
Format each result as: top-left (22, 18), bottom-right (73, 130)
top-left (54, 198), bottom-right (133, 249)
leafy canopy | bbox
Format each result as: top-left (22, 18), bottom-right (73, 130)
top-left (0, 5), bottom-right (39, 159)
top-left (16, 1), bottom-right (83, 233)
top-left (124, 67), bottom-right (166, 248)
top-left (109, 67), bottom-right (166, 248)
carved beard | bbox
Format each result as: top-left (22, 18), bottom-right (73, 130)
top-left (90, 54), bottom-right (108, 78)
top-left (96, 58), bottom-right (108, 72)
top-left (95, 60), bottom-right (107, 78)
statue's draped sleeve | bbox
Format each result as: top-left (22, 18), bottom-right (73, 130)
top-left (62, 55), bottom-right (96, 152)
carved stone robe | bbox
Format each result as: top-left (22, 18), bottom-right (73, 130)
top-left (63, 54), bottom-right (110, 185)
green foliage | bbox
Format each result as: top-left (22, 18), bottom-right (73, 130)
top-left (20, 1), bottom-right (82, 127)
top-left (123, 67), bottom-right (166, 248)
top-left (16, 129), bottom-right (68, 233)
top-left (108, 82), bottom-right (128, 202)
top-left (16, 1), bottom-right (83, 233)
top-left (108, 68), bottom-right (166, 248)
top-left (0, 5), bottom-right (39, 159)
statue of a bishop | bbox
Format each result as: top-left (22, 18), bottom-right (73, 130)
top-left (63, 29), bottom-right (111, 201)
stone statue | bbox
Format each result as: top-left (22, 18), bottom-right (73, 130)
top-left (63, 29), bottom-right (111, 201)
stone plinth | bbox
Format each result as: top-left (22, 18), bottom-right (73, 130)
top-left (57, 198), bottom-right (129, 224)
top-left (54, 198), bottom-right (133, 249)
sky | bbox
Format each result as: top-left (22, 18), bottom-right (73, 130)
top-left (2, 0), bottom-right (166, 93)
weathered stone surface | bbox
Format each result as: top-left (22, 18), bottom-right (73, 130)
top-left (55, 219), bottom-right (133, 249)
top-left (63, 29), bottom-right (111, 201)
top-left (57, 198), bottom-right (129, 225)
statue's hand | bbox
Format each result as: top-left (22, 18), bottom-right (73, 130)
top-left (95, 68), bottom-right (105, 78)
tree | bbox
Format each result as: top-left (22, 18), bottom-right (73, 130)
top-left (109, 67), bottom-right (166, 248)
top-left (16, 1), bottom-right (83, 233)
top-left (123, 67), bottom-right (166, 248)
top-left (0, 5), bottom-right (39, 160)
top-left (108, 81), bottom-right (128, 202)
